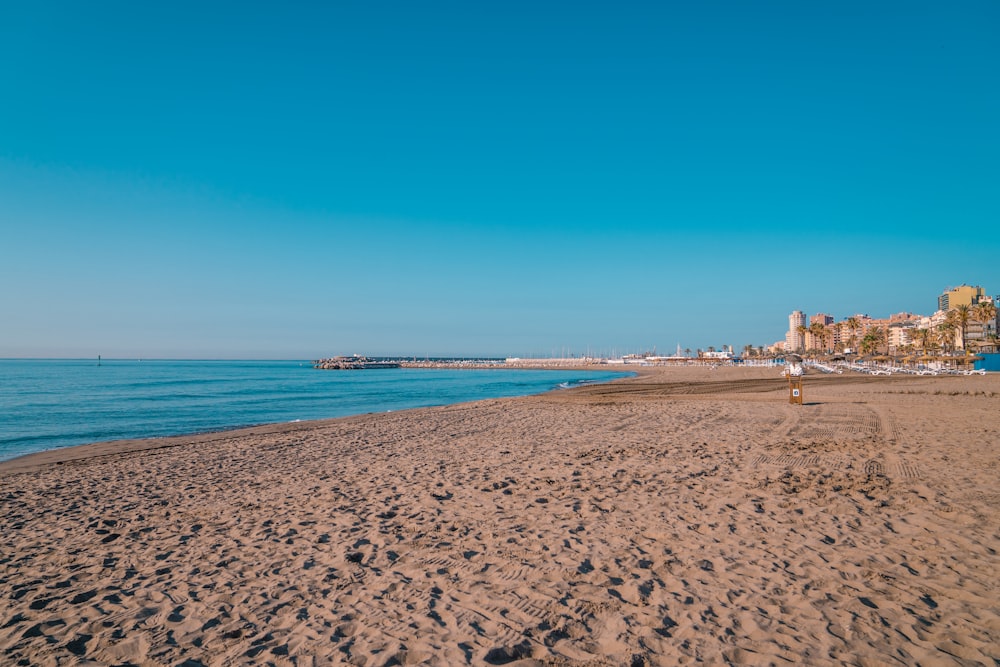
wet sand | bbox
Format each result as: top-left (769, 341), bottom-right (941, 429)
top-left (2, 367), bottom-right (998, 665)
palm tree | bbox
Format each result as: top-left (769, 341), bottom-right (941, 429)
top-left (860, 328), bottom-right (878, 356)
top-left (928, 326), bottom-right (943, 354)
top-left (973, 302), bottom-right (998, 345)
top-left (973, 301), bottom-right (997, 323)
top-left (820, 327), bottom-right (829, 354)
top-left (797, 325), bottom-right (809, 353)
top-left (808, 322), bottom-right (826, 354)
top-left (833, 322), bottom-right (848, 353)
top-left (846, 317), bottom-right (861, 353)
top-left (913, 328), bottom-right (933, 356)
top-left (949, 305), bottom-right (972, 352)
top-left (823, 323), bottom-right (837, 354)
top-left (937, 319), bottom-right (957, 354)
top-left (865, 327), bottom-right (889, 356)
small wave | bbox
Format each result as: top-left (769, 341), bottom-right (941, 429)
top-left (556, 379), bottom-right (603, 390)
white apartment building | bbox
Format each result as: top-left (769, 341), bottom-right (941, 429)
top-left (786, 310), bottom-right (807, 352)
top-left (887, 322), bottom-right (915, 352)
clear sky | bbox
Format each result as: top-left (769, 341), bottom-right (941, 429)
top-left (2, 1), bottom-right (998, 359)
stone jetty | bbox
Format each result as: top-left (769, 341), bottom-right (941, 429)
top-left (313, 355), bottom-right (401, 370)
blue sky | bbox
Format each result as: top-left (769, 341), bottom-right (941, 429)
top-left (2, 1), bottom-right (998, 358)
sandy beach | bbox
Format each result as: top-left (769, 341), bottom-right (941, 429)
top-left (2, 367), bottom-right (998, 666)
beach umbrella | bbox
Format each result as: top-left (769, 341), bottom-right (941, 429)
top-left (785, 354), bottom-right (803, 363)
top-left (956, 354), bottom-right (984, 364)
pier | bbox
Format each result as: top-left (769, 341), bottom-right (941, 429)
top-left (313, 356), bottom-right (401, 370)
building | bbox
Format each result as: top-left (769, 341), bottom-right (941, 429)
top-left (804, 313), bottom-right (834, 351)
top-left (786, 310), bottom-right (807, 352)
top-left (966, 295), bottom-right (998, 350)
top-left (810, 314), bottom-right (834, 326)
top-left (887, 321), bottom-right (916, 353)
top-left (774, 285), bottom-right (994, 356)
top-left (829, 324), bottom-right (844, 351)
top-left (938, 285), bottom-right (985, 311)
top-left (918, 310), bottom-right (961, 350)
top-left (836, 314), bottom-right (872, 353)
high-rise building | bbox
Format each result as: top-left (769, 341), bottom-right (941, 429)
top-left (786, 310), bottom-right (807, 351)
top-left (810, 313), bottom-right (834, 326)
top-left (938, 285), bottom-right (984, 311)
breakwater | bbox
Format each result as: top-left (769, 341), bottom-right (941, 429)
top-left (313, 356), bottom-right (607, 370)
top-left (313, 356), bottom-right (401, 370)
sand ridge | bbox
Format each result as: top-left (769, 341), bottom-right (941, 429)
top-left (1, 367), bottom-right (998, 665)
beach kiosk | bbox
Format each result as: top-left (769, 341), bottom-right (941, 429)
top-left (784, 354), bottom-right (804, 405)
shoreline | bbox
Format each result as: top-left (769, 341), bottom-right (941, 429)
top-left (2, 367), bottom-right (997, 664)
top-left (0, 366), bottom-right (984, 476)
top-left (0, 363), bottom-right (632, 470)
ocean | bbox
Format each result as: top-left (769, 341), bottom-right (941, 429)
top-left (0, 359), bottom-right (628, 462)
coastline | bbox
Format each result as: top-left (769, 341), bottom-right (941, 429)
top-left (0, 361), bottom-right (630, 467)
top-left (0, 364), bottom-right (635, 475)
top-left (2, 367), bottom-right (998, 664)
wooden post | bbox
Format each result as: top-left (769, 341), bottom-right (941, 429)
top-left (788, 376), bottom-right (803, 404)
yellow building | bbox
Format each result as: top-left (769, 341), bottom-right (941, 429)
top-left (938, 285), bottom-right (984, 311)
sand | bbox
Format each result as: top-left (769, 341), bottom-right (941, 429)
top-left (1, 367), bottom-right (998, 666)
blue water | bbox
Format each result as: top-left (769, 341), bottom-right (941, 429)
top-left (0, 359), bottom-right (628, 462)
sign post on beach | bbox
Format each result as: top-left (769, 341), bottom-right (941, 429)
top-left (785, 355), bottom-right (804, 405)
top-left (788, 376), bottom-right (803, 404)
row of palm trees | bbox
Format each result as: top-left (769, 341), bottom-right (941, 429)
top-left (795, 302), bottom-right (998, 357)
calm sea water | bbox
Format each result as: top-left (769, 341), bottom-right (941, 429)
top-left (0, 359), bottom-right (628, 462)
